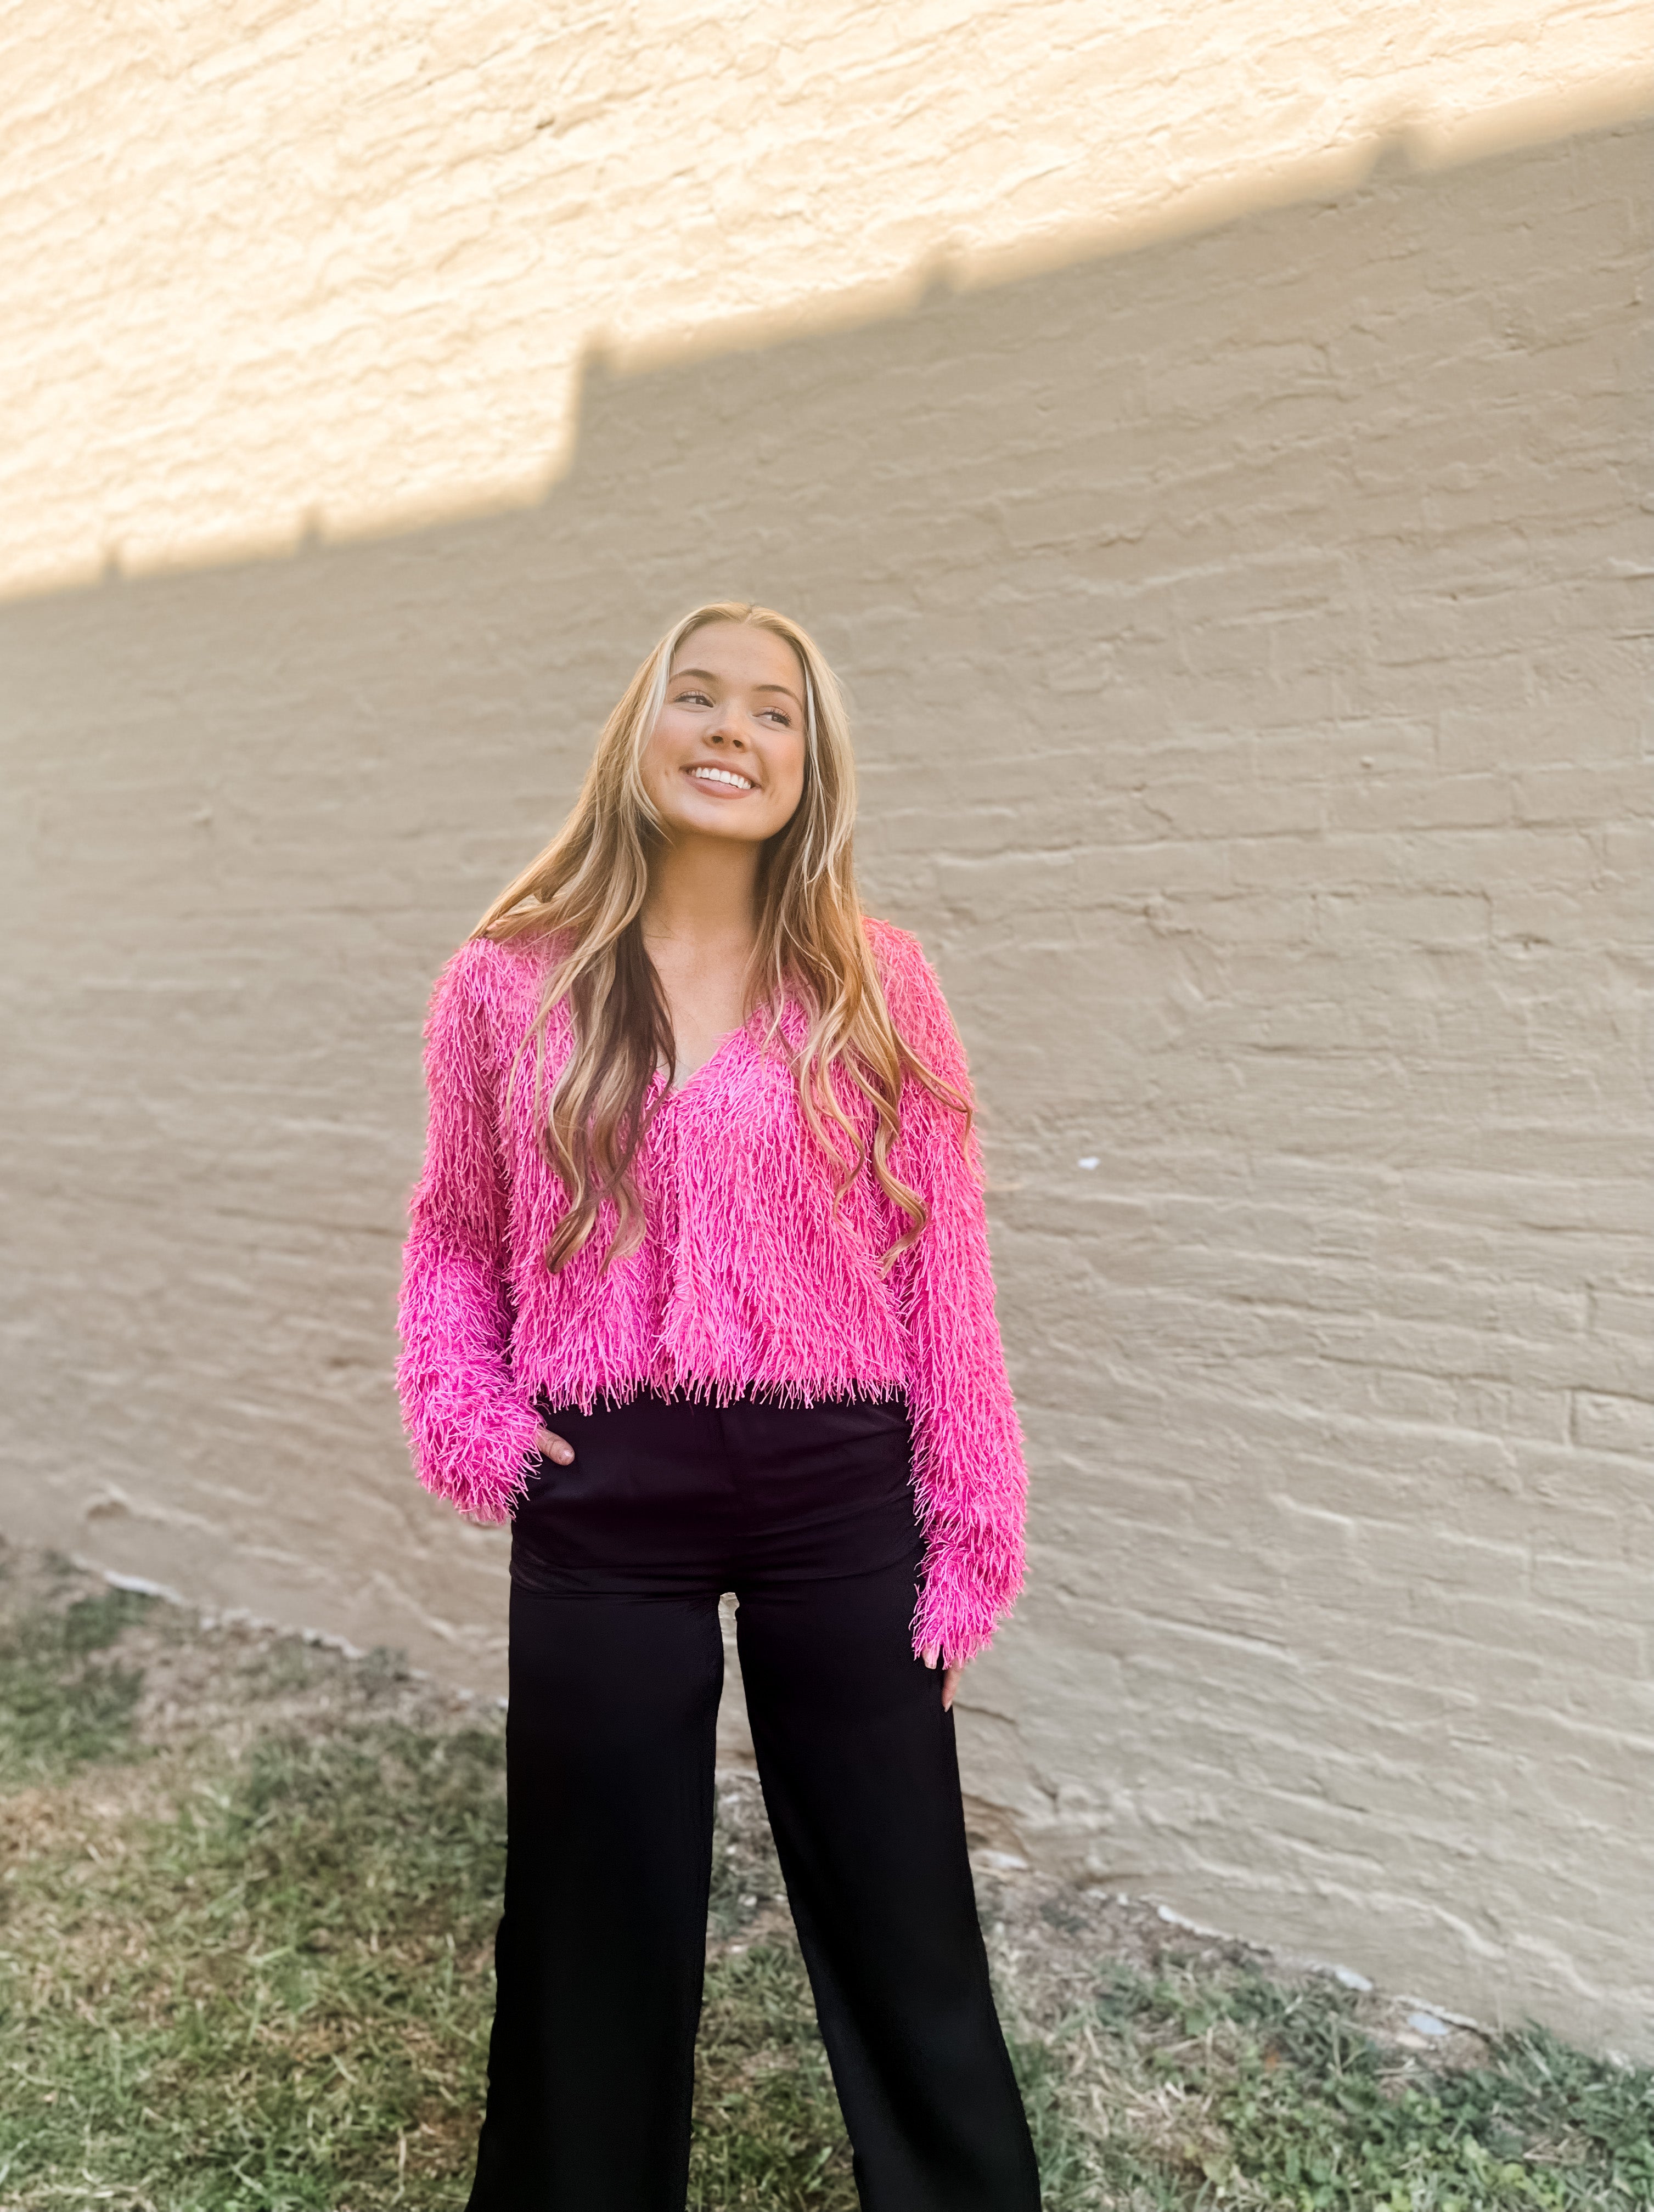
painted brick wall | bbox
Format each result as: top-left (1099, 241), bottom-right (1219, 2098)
top-left (3, 2), bottom-right (1649, 592)
top-left (2, 11), bottom-right (1651, 2053)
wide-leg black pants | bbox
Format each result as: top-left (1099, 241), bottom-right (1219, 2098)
top-left (464, 1387), bottom-right (1040, 2211)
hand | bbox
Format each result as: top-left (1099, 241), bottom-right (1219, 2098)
top-left (921, 1645), bottom-right (965, 1712)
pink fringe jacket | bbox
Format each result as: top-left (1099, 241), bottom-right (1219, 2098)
top-left (396, 918), bottom-right (1026, 1663)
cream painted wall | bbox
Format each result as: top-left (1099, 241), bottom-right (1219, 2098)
top-left (3, 7), bottom-right (1652, 2054)
top-left (2, 3), bottom-right (1650, 594)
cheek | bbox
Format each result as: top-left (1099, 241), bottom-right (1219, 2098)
top-left (639, 727), bottom-right (681, 800)
top-left (769, 740), bottom-right (808, 821)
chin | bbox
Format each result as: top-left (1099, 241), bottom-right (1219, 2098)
top-left (663, 801), bottom-right (777, 844)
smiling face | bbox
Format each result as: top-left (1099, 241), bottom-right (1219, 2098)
top-left (639, 620), bottom-right (809, 848)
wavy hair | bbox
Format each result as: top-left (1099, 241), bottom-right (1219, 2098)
top-left (475, 601), bottom-right (967, 1273)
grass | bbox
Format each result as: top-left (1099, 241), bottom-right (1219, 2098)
top-left (0, 1583), bottom-right (154, 1786)
top-left (0, 1554), bottom-right (1649, 2209)
top-left (1032, 1963), bottom-right (1654, 2209)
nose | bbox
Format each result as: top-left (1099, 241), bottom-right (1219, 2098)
top-left (707, 712), bottom-right (747, 751)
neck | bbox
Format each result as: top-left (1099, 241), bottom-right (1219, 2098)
top-left (640, 832), bottom-right (762, 950)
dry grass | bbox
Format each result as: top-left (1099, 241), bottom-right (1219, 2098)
top-left (2, 1542), bottom-right (1649, 2210)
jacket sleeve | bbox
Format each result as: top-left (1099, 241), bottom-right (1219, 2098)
top-left (880, 928), bottom-right (1027, 1664)
top-left (396, 941), bottom-right (541, 1521)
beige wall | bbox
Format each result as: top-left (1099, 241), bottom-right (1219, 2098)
top-left (5, 1), bottom-right (1650, 595)
top-left (3, 8), bottom-right (1652, 2054)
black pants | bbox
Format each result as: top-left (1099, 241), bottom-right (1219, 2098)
top-left (465, 1387), bottom-right (1040, 2211)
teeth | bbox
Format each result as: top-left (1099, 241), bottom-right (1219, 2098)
top-left (690, 766), bottom-right (753, 791)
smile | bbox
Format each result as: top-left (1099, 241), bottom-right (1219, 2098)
top-left (687, 764), bottom-right (755, 792)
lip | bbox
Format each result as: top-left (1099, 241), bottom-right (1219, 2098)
top-left (684, 762), bottom-right (757, 795)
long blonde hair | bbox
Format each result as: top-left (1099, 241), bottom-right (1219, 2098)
top-left (475, 601), bottom-right (967, 1273)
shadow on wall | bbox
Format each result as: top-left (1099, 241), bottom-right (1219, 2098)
top-left (2, 116), bottom-right (1650, 2051)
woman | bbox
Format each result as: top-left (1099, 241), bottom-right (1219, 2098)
top-left (398, 602), bottom-right (1039, 2209)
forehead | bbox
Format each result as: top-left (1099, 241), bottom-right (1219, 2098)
top-left (670, 621), bottom-right (804, 692)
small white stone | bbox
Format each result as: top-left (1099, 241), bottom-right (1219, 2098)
top-left (1077, 1156), bottom-right (1099, 1170)
top-left (1333, 1966), bottom-right (1374, 1991)
top-left (1156, 1903), bottom-right (1224, 1937)
top-left (1406, 2010), bottom-right (1450, 2039)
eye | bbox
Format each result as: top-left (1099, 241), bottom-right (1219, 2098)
top-left (673, 688), bottom-right (713, 707)
top-left (759, 708), bottom-right (792, 726)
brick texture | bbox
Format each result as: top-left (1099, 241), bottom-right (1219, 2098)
top-left (1, 4), bottom-right (1648, 591)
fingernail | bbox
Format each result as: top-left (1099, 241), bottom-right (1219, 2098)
top-left (555, 1446), bottom-right (573, 1464)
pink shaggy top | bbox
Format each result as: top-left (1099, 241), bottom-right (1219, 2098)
top-left (396, 918), bottom-right (1026, 1664)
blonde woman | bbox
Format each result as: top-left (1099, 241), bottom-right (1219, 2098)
top-left (398, 603), bottom-right (1038, 2208)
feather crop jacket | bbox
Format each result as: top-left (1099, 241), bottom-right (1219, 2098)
top-left (396, 918), bottom-right (1026, 1663)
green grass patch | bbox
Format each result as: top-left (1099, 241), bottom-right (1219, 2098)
top-left (1208, 1967), bottom-right (1654, 2207)
top-left (690, 1946), bottom-right (855, 2209)
top-left (0, 1723), bottom-right (507, 2208)
top-left (0, 1579), bottom-right (155, 1786)
top-left (0, 1580), bottom-right (1649, 2210)
top-left (1016, 1962), bottom-right (1654, 2209)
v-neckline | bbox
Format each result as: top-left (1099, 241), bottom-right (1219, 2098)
top-left (660, 1022), bottom-right (747, 1102)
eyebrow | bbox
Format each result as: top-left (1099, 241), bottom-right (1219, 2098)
top-left (671, 667), bottom-right (804, 710)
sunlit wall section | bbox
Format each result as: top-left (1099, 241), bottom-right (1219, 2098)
top-left (1, 3), bottom-right (1647, 592)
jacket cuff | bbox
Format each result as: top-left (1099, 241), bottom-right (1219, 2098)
top-left (910, 1537), bottom-right (1023, 1667)
top-left (404, 1382), bottom-right (542, 1523)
